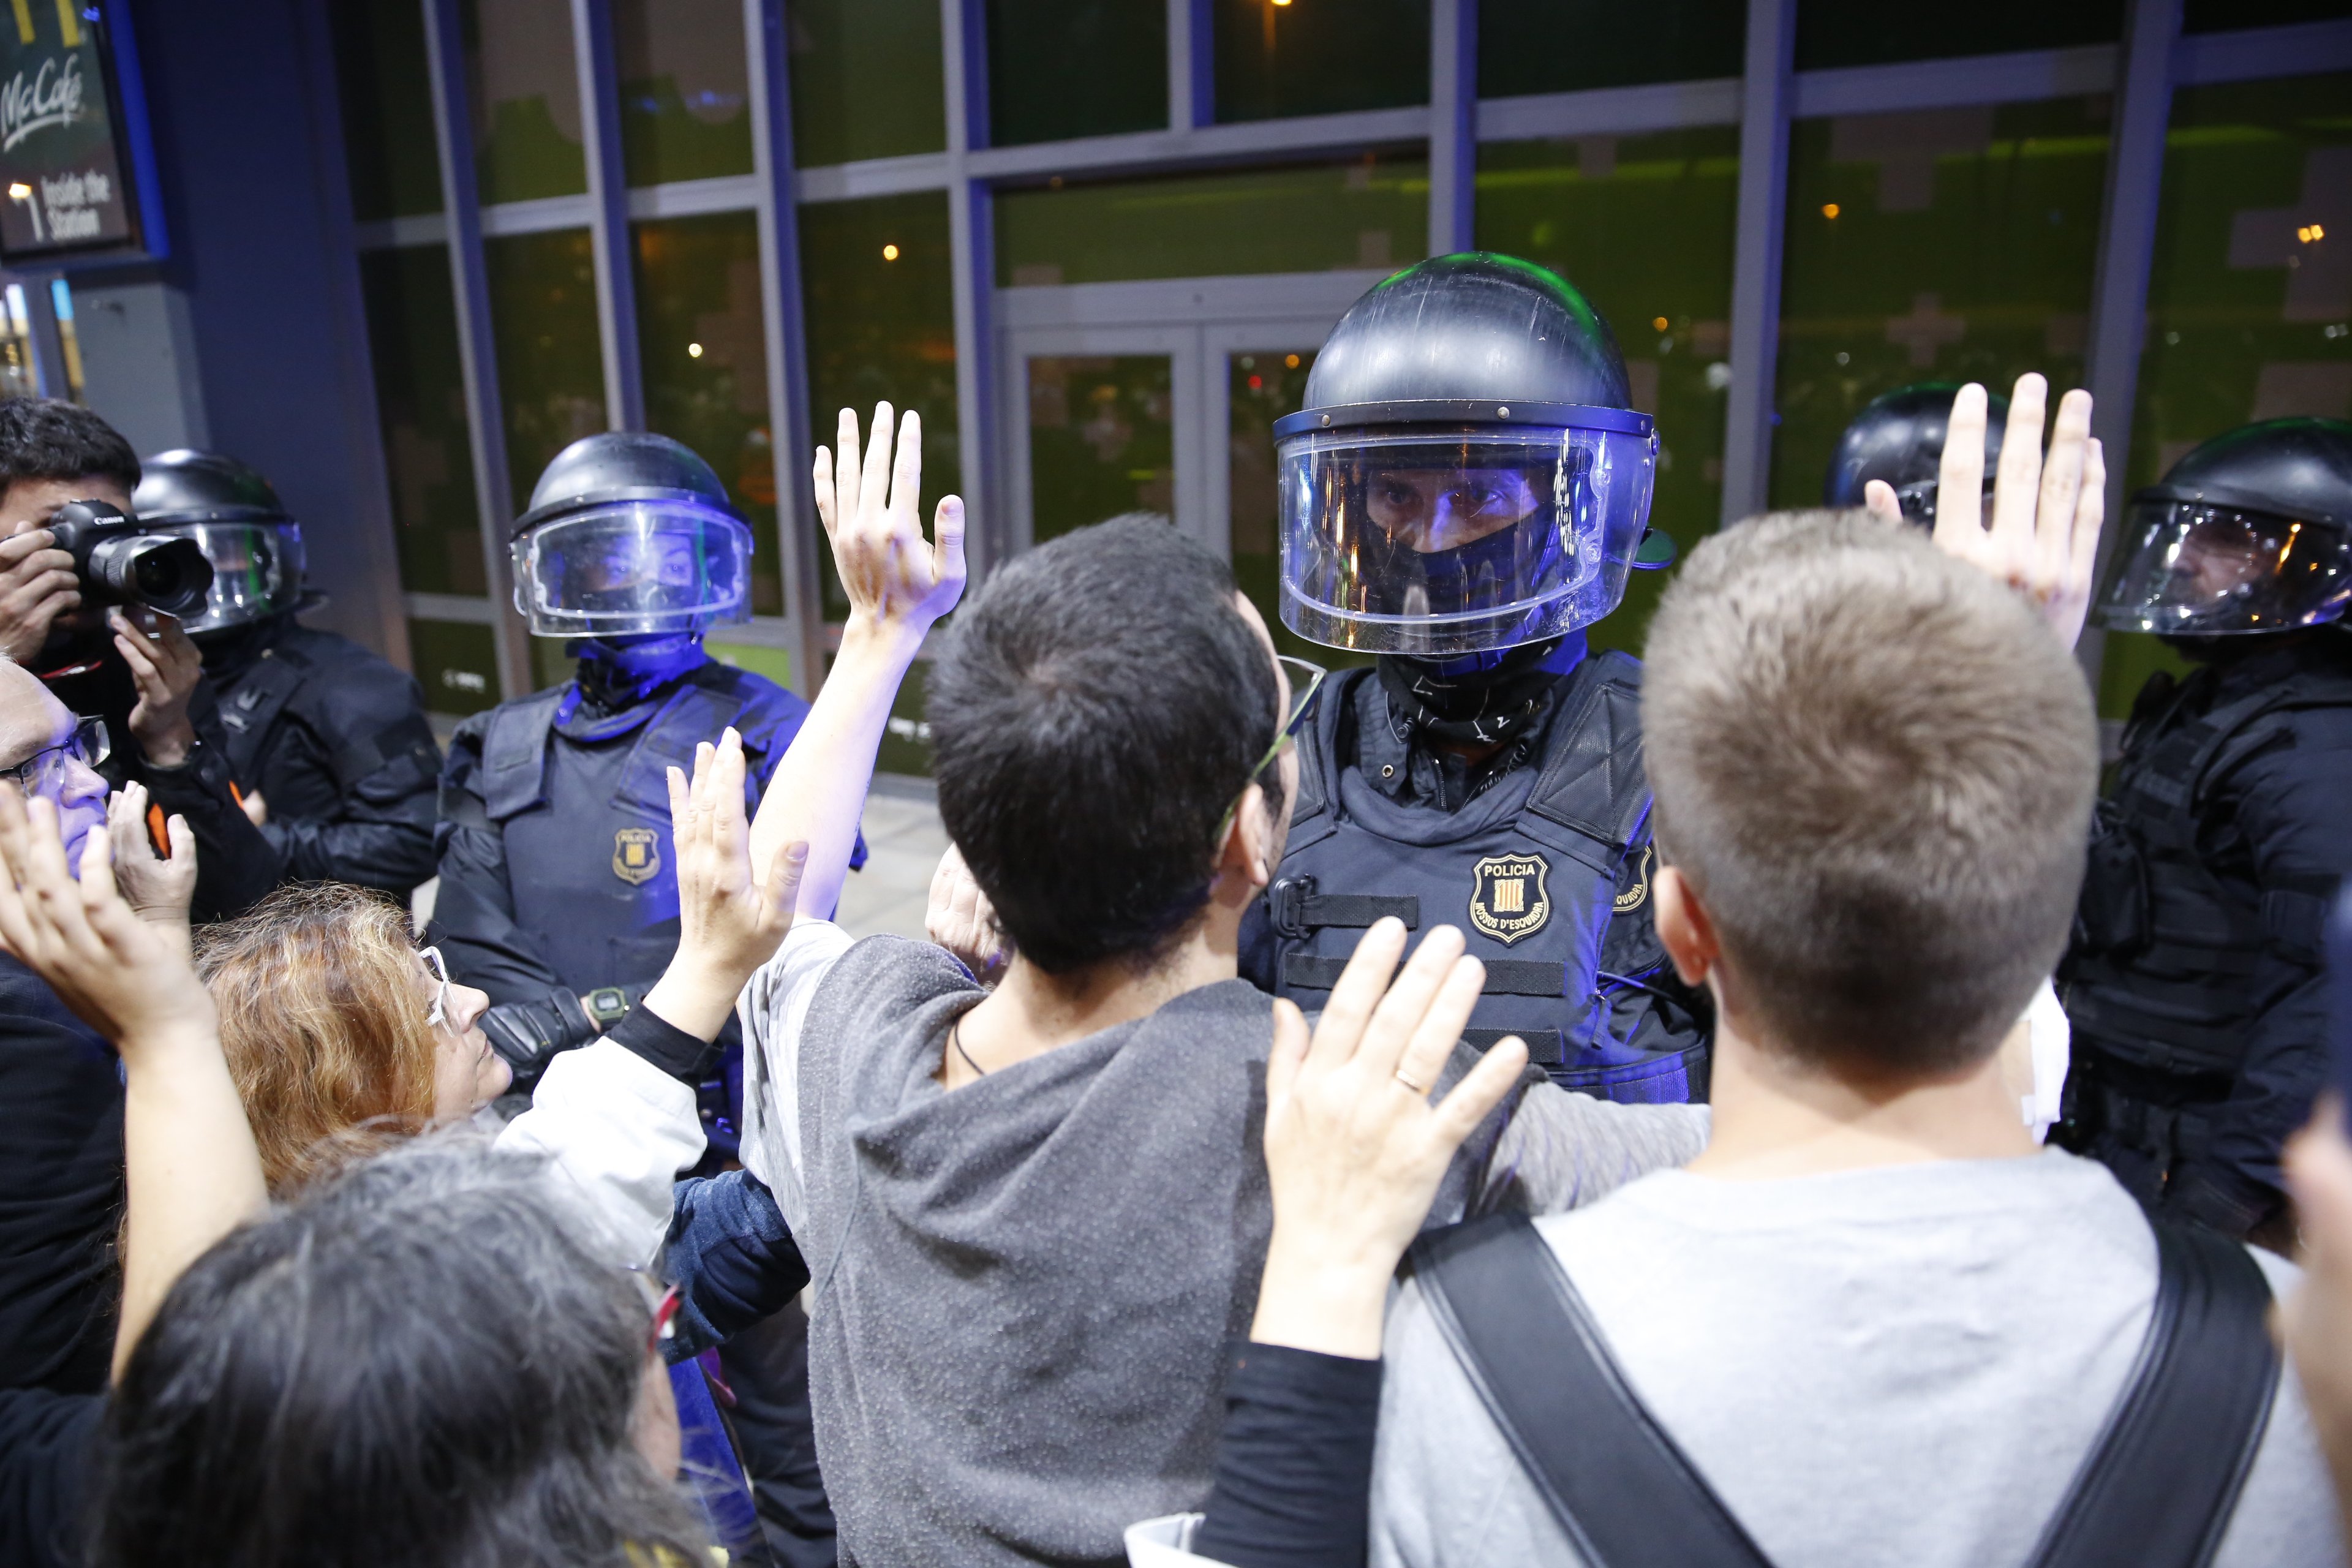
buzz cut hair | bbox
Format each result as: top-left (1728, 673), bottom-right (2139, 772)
top-left (1640, 508), bottom-right (2098, 1075)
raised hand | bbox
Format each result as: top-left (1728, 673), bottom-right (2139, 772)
top-left (106, 780), bottom-right (196, 952)
top-left (1868, 374), bottom-right (2105, 649)
top-left (925, 841), bottom-right (1010, 982)
top-left (644, 726), bottom-right (809, 1042)
top-left (1250, 918), bottom-right (1529, 1359)
top-left (111, 608), bottom-right (203, 767)
top-left (813, 403), bottom-right (966, 639)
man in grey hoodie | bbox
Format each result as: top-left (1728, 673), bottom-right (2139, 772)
top-left (658, 406), bottom-right (1707, 1567)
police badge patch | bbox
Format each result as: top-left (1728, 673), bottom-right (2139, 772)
top-left (612, 827), bottom-right (662, 886)
top-left (1613, 842), bottom-right (1653, 915)
top-left (1469, 853), bottom-right (1551, 944)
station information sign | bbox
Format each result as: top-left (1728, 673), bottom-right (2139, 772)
top-left (0, 2), bottom-right (138, 262)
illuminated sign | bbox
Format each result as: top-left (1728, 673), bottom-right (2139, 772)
top-left (0, 2), bottom-right (138, 262)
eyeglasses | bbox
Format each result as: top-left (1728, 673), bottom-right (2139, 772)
top-left (418, 945), bottom-right (451, 1031)
top-left (631, 1270), bottom-right (684, 1355)
top-left (0, 716), bottom-right (107, 795)
top-left (1215, 655), bottom-right (1328, 846)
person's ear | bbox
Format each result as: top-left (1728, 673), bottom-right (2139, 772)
top-left (1652, 865), bottom-right (1719, 987)
top-left (1223, 780), bottom-right (1276, 889)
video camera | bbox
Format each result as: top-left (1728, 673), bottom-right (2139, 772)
top-left (47, 500), bottom-right (214, 618)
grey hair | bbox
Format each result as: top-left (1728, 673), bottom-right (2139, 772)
top-left (92, 1134), bottom-right (706, 1568)
top-left (1641, 508), bottom-right (2098, 1074)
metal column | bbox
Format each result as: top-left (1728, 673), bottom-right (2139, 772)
top-left (943, 0), bottom-right (1004, 578)
top-left (570, 0), bottom-right (645, 431)
top-left (1169, 0), bottom-right (1212, 132)
top-left (1720, 0), bottom-right (1796, 524)
top-left (1428, 0), bottom-right (1478, 255)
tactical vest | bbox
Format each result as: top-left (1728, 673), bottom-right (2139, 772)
top-left (1270, 653), bottom-right (1695, 1102)
top-left (214, 635), bottom-right (439, 808)
top-left (2067, 663), bottom-right (2352, 1080)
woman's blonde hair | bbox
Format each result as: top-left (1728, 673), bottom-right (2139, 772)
top-left (194, 882), bottom-right (439, 1194)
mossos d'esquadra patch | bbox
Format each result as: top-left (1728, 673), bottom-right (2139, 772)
top-left (612, 827), bottom-right (662, 886)
top-left (1469, 853), bottom-right (1551, 945)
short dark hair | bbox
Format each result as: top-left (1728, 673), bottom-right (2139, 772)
top-left (1642, 509), bottom-right (2098, 1075)
top-left (0, 396), bottom-right (139, 501)
top-left (929, 515), bottom-right (1280, 973)
top-left (91, 1138), bottom-right (705, 1568)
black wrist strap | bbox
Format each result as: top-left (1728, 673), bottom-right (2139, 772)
top-left (611, 1001), bottom-right (723, 1082)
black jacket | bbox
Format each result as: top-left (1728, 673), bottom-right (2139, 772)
top-left (202, 616), bottom-right (440, 897)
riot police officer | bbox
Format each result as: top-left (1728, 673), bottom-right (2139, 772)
top-left (1825, 381), bottom-right (2007, 524)
top-left (134, 450), bottom-right (440, 898)
top-left (2060, 417), bottom-right (2352, 1240)
top-left (1238, 252), bottom-right (1709, 1100)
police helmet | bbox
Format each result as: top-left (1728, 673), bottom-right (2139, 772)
top-left (1823, 382), bottom-right (2008, 525)
top-left (508, 432), bottom-right (754, 638)
top-left (1275, 254), bottom-right (1660, 657)
top-left (130, 450), bottom-right (309, 636)
top-left (2092, 417), bottom-right (2352, 636)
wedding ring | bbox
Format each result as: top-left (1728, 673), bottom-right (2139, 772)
top-left (1394, 1068), bottom-right (1428, 1095)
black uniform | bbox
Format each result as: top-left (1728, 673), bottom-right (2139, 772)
top-left (2062, 633), bottom-right (2352, 1233)
top-left (200, 614), bottom-right (439, 897)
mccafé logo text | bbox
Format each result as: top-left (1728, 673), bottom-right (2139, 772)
top-left (1, 53), bottom-right (82, 154)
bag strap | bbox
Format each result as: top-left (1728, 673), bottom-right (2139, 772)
top-left (2023, 1216), bottom-right (2278, 1568)
top-left (1412, 1209), bottom-right (2278, 1568)
top-left (1409, 1212), bottom-right (1773, 1568)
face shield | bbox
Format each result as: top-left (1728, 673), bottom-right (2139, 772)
top-left (2090, 498), bottom-right (2352, 636)
top-left (1276, 416), bottom-right (1656, 656)
top-left (164, 521), bottom-right (307, 634)
top-left (511, 499), bottom-right (755, 637)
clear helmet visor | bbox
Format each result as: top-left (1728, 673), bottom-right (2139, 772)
top-left (1276, 424), bottom-right (1656, 655)
top-left (2091, 499), bottom-right (2352, 636)
top-left (163, 521), bottom-right (306, 635)
top-left (511, 500), bottom-right (754, 636)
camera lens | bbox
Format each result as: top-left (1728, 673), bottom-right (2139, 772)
top-left (90, 535), bottom-right (215, 617)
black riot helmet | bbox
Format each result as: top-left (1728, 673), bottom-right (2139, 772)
top-left (1823, 382), bottom-right (2009, 525)
top-left (2092, 418), bottom-right (2352, 637)
top-left (508, 432), bottom-right (755, 638)
top-left (1275, 254), bottom-right (1662, 658)
top-left (130, 449), bottom-right (309, 635)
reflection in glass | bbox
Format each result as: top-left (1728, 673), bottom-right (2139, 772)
top-left (1476, 129), bottom-right (1738, 655)
top-left (1027, 356), bottom-right (1173, 546)
top-left (0, 285), bottom-right (31, 399)
top-left (635, 211), bottom-right (782, 614)
top-left (409, 619), bottom-right (501, 717)
top-left (485, 229), bottom-right (607, 514)
top-left (1213, 0), bottom-right (1427, 124)
top-left (996, 156), bottom-right (1429, 287)
top-left (1480, 0), bottom-right (1743, 97)
top-left (614, 0), bottom-right (752, 186)
top-left (461, 0), bottom-right (586, 203)
top-left (332, 0), bottom-right (443, 221)
top-left (1231, 349), bottom-right (1370, 668)
top-left (1770, 98), bottom-right (2109, 511)
top-left (788, 0), bottom-right (947, 167)
top-left (361, 247), bottom-right (483, 598)
top-left (799, 193), bottom-right (960, 618)
top-left (2104, 73), bottom-right (2352, 714)
top-left (986, 0), bottom-right (1165, 147)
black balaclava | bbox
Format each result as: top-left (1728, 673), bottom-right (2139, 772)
top-left (1374, 633), bottom-right (1585, 749)
top-left (570, 631), bottom-right (708, 715)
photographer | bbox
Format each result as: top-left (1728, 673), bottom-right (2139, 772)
top-left (0, 399), bottom-right (279, 920)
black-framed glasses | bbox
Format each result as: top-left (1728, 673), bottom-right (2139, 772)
top-left (418, 944), bottom-right (451, 1031)
top-left (0, 716), bottom-right (107, 795)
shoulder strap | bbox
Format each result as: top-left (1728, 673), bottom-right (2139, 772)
top-left (1287, 664), bottom-right (1368, 835)
top-left (2024, 1217), bottom-right (2278, 1568)
top-left (1523, 649), bottom-right (1652, 856)
top-left (480, 687), bottom-right (567, 821)
top-left (213, 654), bottom-right (309, 778)
top-left (1410, 1212), bottom-right (1774, 1568)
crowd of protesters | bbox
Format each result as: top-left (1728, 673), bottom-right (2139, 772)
top-left (2, 290), bottom-right (2352, 1568)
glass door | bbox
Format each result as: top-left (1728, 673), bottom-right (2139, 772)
top-left (1000, 323), bottom-right (1206, 554)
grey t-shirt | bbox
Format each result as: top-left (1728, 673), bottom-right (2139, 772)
top-left (1372, 1148), bottom-right (2341, 1568)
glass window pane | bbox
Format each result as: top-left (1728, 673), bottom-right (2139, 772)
top-left (410, 619), bottom-right (503, 715)
top-left (1229, 346), bottom-right (1372, 668)
top-left (485, 228), bottom-right (607, 514)
top-left (1768, 98), bottom-right (2111, 512)
top-left (462, 0), bottom-right (587, 204)
top-left (788, 0), bottom-right (947, 167)
top-left (0, 285), bottom-right (33, 399)
top-left (334, 0), bottom-right (443, 221)
top-left (1793, 0), bottom-right (2122, 70)
top-left (361, 246), bottom-right (483, 597)
top-left (634, 211), bottom-right (782, 616)
top-left (1212, 0), bottom-right (1427, 124)
top-left (799, 193), bottom-right (960, 618)
top-left (2187, 0), bottom-right (2352, 30)
top-left (987, 0), bottom-right (1166, 147)
top-left (996, 156), bottom-right (1430, 286)
top-left (1476, 129), bottom-right (1740, 655)
top-left (1479, 0), bottom-right (1743, 97)
top-left (2106, 72), bottom-right (2352, 715)
top-left (614, 0), bottom-right (753, 186)
top-left (1025, 355), bottom-right (1174, 545)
